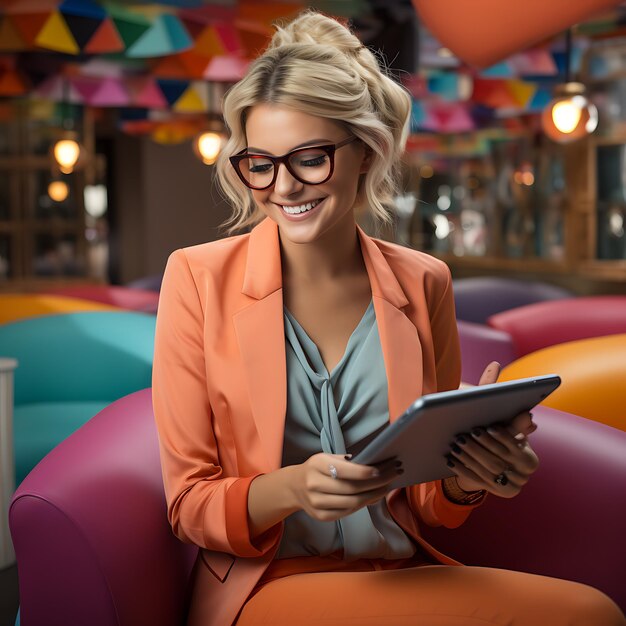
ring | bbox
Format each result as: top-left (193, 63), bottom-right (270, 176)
top-left (494, 472), bottom-right (508, 486)
top-left (329, 464), bottom-right (338, 480)
top-left (494, 466), bottom-right (515, 486)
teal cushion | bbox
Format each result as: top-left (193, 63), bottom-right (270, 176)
top-left (0, 311), bottom-right (155, 404)
top-left (14, 401), bottom-right (109, 485)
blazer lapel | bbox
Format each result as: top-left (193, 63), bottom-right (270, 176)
top-left (357, 226), bottom-right (424, 422)
top-left (233, 218), bottom-right (287, 472)
top-left (233, 218), bottom-right (425, 472)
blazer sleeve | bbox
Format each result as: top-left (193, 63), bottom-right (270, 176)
top-left (152, 249), bottom-right (282, 557)
top-left (406, 263), bottom-right (486, 528)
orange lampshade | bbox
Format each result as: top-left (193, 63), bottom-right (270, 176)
top-left (412, 0), bottom-right (622, 67)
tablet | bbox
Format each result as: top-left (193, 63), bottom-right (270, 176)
top-left (350, 374), bottom-right (561, 489)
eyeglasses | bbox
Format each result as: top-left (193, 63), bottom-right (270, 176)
top-left (229, 136), bottom-right (358, 190)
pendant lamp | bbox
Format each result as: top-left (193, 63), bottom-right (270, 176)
top-left (541, 29), bottom-right (598, 143)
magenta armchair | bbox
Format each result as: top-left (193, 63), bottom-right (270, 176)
top-left (10, 391), bottom-right (626, 625)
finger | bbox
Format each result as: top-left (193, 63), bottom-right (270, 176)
top-left (484, 427), bottom-right (540, 475)
top-left (322, 455), bottom-right (395, 481)
top-left (449, 443), bottom-right (526, 488)
top-left (448, 455), bottom-right (523, 497)
top-left (313, 480), bottom-right (397, 508)
top-left (478, 361), bottom-right (501, 386)
top-left (452, 433), bottom-right (514, 477)
top-left (507, 411), bottom-right (535, 437)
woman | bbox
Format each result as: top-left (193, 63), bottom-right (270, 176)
top-left (152, 10), bottom-right (625, 626)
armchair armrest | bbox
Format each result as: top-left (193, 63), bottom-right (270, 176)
top-left (9, 389), bottom-right (197, 626)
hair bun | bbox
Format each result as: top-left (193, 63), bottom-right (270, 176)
top-left (268, 9), bottom-right (363, 56)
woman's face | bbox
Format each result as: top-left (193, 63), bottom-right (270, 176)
top-left (244, 104), bottom-right (369, 245)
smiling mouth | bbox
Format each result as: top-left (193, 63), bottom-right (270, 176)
top-left (279, 198), bottom-right (324, 215)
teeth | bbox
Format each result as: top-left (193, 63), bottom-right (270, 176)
top-left (282, 198), bottom-right (322, 214)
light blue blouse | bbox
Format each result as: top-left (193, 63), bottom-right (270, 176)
top-left (277, 299), bottom-right (417, 561)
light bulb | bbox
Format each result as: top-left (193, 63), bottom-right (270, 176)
top-left (542, 83), bottom-right (598, 144)
top-left (194, 131), bottom-right (223, 165)
top-left (551, 99), bottom-right (582, 134)
top-left (48, 180), bottom-right (69, 202)
top-left (53, 139), bottom-right (81, 173)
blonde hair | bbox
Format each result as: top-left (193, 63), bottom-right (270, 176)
top-left (215, 9), bottom-right (412, 235)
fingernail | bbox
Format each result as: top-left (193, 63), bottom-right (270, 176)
top-left (344, 454), bottom-right (353, 460)
top-left (447, 459), bottom-right (455, 467)
top-left (451, 443), bottom-right (462, 454)
top-left (456, 435), bottom-right (467, 445)
top-left (487, 427), bottom-right (498, 435)
top-left (529, 412), bottom-right (534, 418)
top-left (394, 460), bottom-right (403, 467)
top-left (472, 428), bottom-right (482, 437)
top-left (371, 469), bottom-right (380, 477)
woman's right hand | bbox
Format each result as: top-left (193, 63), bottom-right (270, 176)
top-left (289, 453), bottom-right (403, 522)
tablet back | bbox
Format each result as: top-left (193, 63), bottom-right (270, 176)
top-left (352, 375), bottom-right (561, 489)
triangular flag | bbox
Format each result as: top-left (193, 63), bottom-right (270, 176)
top-left (509, 48), bottom-right (558, 76)
top-left (59, 0), bottom-right (106, 20)
top-left (126, 14), bottom-right (192, 58)
top-left (156, 78), bottom-right (189, 106)
top-left (62, 13), bottom-right (103, 49)
top-left (173, 82), bottom-right (207, 113)
top-left (89, 77), bottom-right (129, 106)
top-left (505, 80), bottom-right (537, 108)
top-left (0, 15), bottom-right (26, 51)
top-left (83, 17), bottom-right (124, 54)
top-left (194, 25), bottom-right (225, 57)
top-left (35, 11), bottom-right (80, 54)
top-left (126, 77), bottom-right (168, 109)
top-left (107, 4), bottom-right (151, 50)
top-left (0, 68), bottom-right (28, 96)
top-left (34, 74), bottom-right (84, 103)
top-left (152, 55), bottom-right (190, 79)
top-left (10, 12), bottom-right (50, 47)
top-left (479, 62), bottom-right (514, 78)
top-left (203, 55), bottom-right (249, 81)
top-left (177, 50), bottom-right (212, 79)
top-left (71, 75), bottom-right (102, 102)
top-left (213, 22), bottom-right (242, 55)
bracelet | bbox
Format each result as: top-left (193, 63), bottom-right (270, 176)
top-left (441, 477), bottom-right (486, 505)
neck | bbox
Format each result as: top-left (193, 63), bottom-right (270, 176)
top-left (279, 216), bottom-right (364, 287)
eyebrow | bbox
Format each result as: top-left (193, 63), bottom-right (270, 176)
top-left (246, 138), bottom-right (333, 155)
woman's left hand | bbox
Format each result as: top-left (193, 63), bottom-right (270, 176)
top-left (447, 423), bottom-right (539, 498)
top-left (447, 360), bottom-right (540, 498)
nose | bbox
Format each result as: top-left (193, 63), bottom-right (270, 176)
top-left (273, 162), bottom-right (303, 196)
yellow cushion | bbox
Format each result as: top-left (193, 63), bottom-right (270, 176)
top-left (500, 333), bottom-right (626, 431)
top-left (0, 294), bottom-right (120, 325)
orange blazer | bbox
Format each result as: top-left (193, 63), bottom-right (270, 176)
top-left (152, 217), bottom-right (483, 626)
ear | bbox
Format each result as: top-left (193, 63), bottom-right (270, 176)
top-left (359, 145), bottom-right (373, 175)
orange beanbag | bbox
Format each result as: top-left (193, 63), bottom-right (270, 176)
top-left (500, 333), bottom-right (626, 431)
top-left (0, 294), bottom-right (119, 325)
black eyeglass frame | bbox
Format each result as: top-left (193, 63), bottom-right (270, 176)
top-left (229, 136), bottom-right (359, 190)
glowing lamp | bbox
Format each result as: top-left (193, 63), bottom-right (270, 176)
top-left (193, 131), bottom-right (225, 165)
top-left (48, 180), bottom-right (69, 202)
top-left (52, 136), bottom-right (83, 174)
top-left (542, 83), bottom-right (598, 143)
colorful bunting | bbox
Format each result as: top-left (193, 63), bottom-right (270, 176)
top-left (173, 81), bottom-right (207, 112)
top-left (106, 3), bottom-right (151, 50)
top-left (35, 10), bottom-right (80, 54)
top-left (83, 17), bottom-right (124, 53)
top-left (126, 13), bottom-right (192, 58)
top-left (0, 16), bottom-right (27, 51)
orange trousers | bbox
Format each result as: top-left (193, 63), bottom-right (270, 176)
top-left (235, 553), bottom-right (625, 626)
